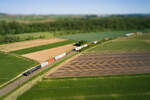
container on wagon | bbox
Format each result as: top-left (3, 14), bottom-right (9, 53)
top-left (83, 44), bottom-right (88, 48)
top-left (55, 52), bottom-right (66, 60)
top-left (48, 58), bottom-right (55, 64)
top-left (80, 44), bottom-right (88, 48)
top-left (125, 33), bottom-right (135, 37)
top-left (93, 41), bottom-right (98, 44)
top-left (41, 61), bottom-right (49, 68)
top-left (23, 65), bottom-right (41, 76)
top-left (75, 47), bottom-right (82, 51)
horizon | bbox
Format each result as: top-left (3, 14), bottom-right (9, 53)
top-left (0, 0), bottom-right (150, 15)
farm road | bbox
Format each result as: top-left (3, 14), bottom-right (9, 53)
top-left (0, 51), bottom-right (76, 98)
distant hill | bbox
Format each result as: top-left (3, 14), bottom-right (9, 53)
top-left (0, 13), bottom-right (150, 18)
top-left (110, 14), bottom-right (150, 17)
top-left (0, 13), bottom-right (8, 16)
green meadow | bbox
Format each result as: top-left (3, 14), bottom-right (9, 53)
top-left (0, 52), bottom-right (38, 85)
top-left (18, 74), bottom-right (150, 100)
top-left (88, 34), bottom-right (150, 53)
top-left (59, 31), bottom-right (140, 42)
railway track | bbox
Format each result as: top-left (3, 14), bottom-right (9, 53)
top-left (0, 51), bottom-right (76, 98)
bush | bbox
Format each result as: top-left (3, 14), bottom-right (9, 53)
top-left (74, 40), bottom-right (87, 46)
top-left (25, 36), bottom-right (34, 40)
top-left (2, 35), bottom-right (20, 43)
top-left (39, 35), bottom-right (45, 39)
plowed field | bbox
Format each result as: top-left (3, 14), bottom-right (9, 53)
top-left (47, 52), bottom-right (150, 77)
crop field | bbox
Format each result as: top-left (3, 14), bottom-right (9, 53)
top-left (0, 52), bottom-right (38, 85)
top-left (0, 32), bottom-right (55, 45)
top-left (15, 32), bottom-right (54, 40)
top-left (0, 38), bottom-right (66, 52)
top-left (16, 33), bottom-right (150, 100)
top-left (47, 34), bottom-right (150, 77)
top-left (47, 52), bottom-right (150, 77)
top-left (17, 75), bottom-right (150, 100)
top-left (88, 34), bottom-right (150, 53)
top-left (59, 31), bottom-right (139, 42)
top-left (22, 44), bottom-right (75, 62)
top-left (11, 40), bottom-right (75, 55)
top-left (89, 39), bottom-right (150, 53)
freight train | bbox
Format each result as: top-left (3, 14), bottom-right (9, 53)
top-left (23, 41), bottom-right (99, 76)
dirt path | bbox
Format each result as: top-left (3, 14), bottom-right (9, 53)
top-left (47, 52), bottom-right (150, 78)
top-left (22, 44), bottom-right (76, 63)
top-left (0, 38), bottom-right (67, 52)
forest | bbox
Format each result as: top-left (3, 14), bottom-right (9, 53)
top-left (0, 16), bottom-right (150, 43)
top-left (0, 16), bottom-right (150, 35)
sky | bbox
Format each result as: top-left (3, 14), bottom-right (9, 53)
top-left (0, 0), bottom-right (150, 15)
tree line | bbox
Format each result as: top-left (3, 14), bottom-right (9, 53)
top-left (0, 16), bottom-right (150, 35)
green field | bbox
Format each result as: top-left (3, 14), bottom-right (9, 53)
top-left (17, 74), bottom-right (150, 100)
top-left (0, 52), bottom-right (38, 85)
top-left (0, 32), bottom-right (54, 44)
top-left (0, 15), bottom-right (54, 22)
top-left (59, 31), bottom-right (139, 42)
top-left (88, 34), bottom-right (150, 53)
top-left (11, 40), bottom-right (75, 55)
top-left (15, 33), bottom-right (150, 100)
top-left (88, 40), bottom-right (150, 53)
top-left (15, 32), bottom-right (54, 40)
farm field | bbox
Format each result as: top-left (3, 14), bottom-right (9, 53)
top-left (48, 52), bottom-right (150, 77)
top-left (16, 33), bottom-right (150, 100)
top-left (47, 34), bottom-right (150, 77)
top-left (11, 40), bottom-right (75, 55)
top-left (88, 40), bottom-right (150, 53)
top-left (17, 75), bottom-right (150, 100)
top-left (59, 31), bottom-right (140, 42)
top-left (23, 44), bottom-right (75, 62)
top-left (88, 35), bottom-right (150, 53)
top-left (0, 38), bottom-right (66, 52)
top-left (0, 52), bottom-right (38, 85)
top-left (14, 32), bottom-right (54, 40)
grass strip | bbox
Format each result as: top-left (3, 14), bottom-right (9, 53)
top-left (11, 40), bottom-right (75, 55)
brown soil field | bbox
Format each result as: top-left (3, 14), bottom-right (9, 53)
top-left (0, 38), bottom-right (67, 52)
top-left (47, 52), bottom-right (150, 78)
top-left (22, 44), bottom-right (76, 63)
